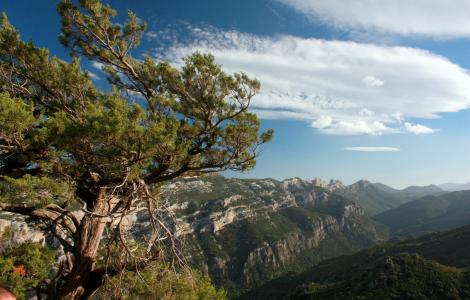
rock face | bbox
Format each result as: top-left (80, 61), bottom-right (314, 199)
top-left (157, 176), bottom-right (387, 294)
top-left (311, 178), bottom-right (345, 191)
top-left (0, 213), bottom-right (46, 244)
top-left (242, 222), bottom-right (332, 285)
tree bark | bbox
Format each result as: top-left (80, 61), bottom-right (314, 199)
top-left (58, 188), bottom-right (110, 300)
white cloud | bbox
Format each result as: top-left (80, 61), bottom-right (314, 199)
top-left (359, 108), bottom-right (374, 116)
top-left (344, 147), bottom-right (400, 152)
top-left (404, 122), bottom-right (437, 134)
top-left (146, 31), bottom-right (158, 40)
top-left (277, 0), bottom-right (470, 38)
top-left (362, 76), bottom-right (384, 87)
top-left (311, 115), bottom-right (332, 129)
top-left (323, 120), bottom-right (394, 136)
top-left (158, 26), bottom-right (470, 135)
top-left (86, 71), bottom-right (100, 80)
top-left (91, 61), bottom-right (104, 70)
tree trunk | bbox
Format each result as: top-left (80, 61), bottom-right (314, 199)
top-left (58, 188), bottom-right (110, 300)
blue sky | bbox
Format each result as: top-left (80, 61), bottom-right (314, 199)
top-left (3, 0), bottom-right (470, 188)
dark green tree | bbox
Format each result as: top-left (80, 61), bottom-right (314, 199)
top-left (0, 0), bottom-right (272, 298)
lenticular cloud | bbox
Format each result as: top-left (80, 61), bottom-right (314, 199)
top-left (157, 26), bottom-right (470, 135)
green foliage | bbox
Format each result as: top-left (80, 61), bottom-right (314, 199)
top-left (0, 92), bottom-right (36, 146)
top-left (0, 174), bottom-right (76, 207)
top-left (93, 264), bottom-right (226, 300)
top-left (0, 235), bottom-right (56, 299)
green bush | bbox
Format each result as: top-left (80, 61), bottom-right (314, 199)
top-left (0, 239), bottom-right (56, 299)
top-left (93, 264), bottom-right (226, 300)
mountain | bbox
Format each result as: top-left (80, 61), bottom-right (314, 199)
top-left (374, 190), bottom-right (470, 235)
top-left (333, 180), bottom-right (443, 216)
top-left (334, 180), bottom-right (402, 216)
top-left (399, 184), bottom-right (444, 199)
top-left (152, 176), bottom-right (388, 296)
top-left (242, 224), bottom-right (470, 300)
top-left (439, 182), bottom-right (470, 192)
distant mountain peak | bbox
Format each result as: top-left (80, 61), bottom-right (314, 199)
top-left (332, 180), bottom-right (444, 216)
top-left (438, 182), bottom-right (470, 192)
top-left (350, 179), bottom-right (372, 189)
top-left (400, 184), bottom-right (443, 196)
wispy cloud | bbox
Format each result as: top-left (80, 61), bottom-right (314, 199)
top-left (277, 0), bottom-right (470, 38)
top-left (362, 76), bottom-right (384, 87)
top-left (155, 25), bottom-right (470, 135)
top-left (146, 30), bottom-right (158, 40)
top-left (91, 61), bottom-right (104, 70)
top-left (404, 122), bottom-right (437, 135)
top-left (344, 147), bottom-right (400, 152)
top-left (86, 70), bottom-right (100, 80)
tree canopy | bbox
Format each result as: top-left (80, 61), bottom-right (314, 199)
top-left (0, 0), bottom-right (272, 298)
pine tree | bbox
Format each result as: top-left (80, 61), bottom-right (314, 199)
top-left (0, 0), bottom-right (272, 298)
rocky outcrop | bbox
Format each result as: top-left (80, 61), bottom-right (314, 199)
top-left (311, 178), bottom-right (345, 191)
top-left (0, 213), bottom-right (46, 244)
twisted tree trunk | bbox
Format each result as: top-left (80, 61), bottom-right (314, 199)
top-left (58, 188), bottom-right (110, 300)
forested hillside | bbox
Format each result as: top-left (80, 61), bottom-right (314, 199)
top-left (375, 190), bottom-right (470, 235)
top-left (242, 224), bottom-right (470, 300)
